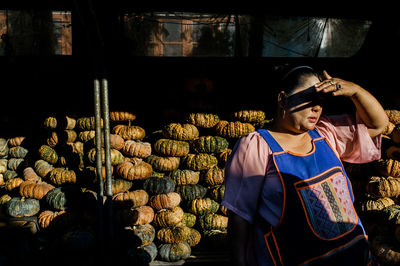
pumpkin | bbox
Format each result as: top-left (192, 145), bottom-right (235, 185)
top-left (185, 227), bottom-right (201, 247)
top-left (381, 205), bottom-right (400, 226)
top-left (3, 170), bottom-right (17, 181)
top-left (146, 155), bottom-right (180, 172)
top-left (158, 242), bottom-right (191, 262)
top-left (19, 180), bottom-right (55, 200)
top-left (112, 190), bottom-right (149, 208)
top-left (182, 153), bottom-right (218, 171)
top-left (38, 145), bottom-right (58, 164)
top-left (169, 169), bottom-right (199, 185)
top-left (60, 130), bottom-right (78, 144)
top-left (122, 140), bottom-right (152, 158)
top-left (7, 158), bottom-right (24, 171)
top-left (34, 159), bottom-right (54, 178)
top-left (156, 225), bottom-right (191, 244)
top-left (8, 146), bottom-right (28, 158)
top-left (48, 168), bottom-right (77, 185)
top-left (198, 213), bottom-right (228, 230)
top-left (162, 123), bottom-right (199, 141)
top-left (90, 133), bottom-right (125, 150)
top-left (143, 176), bottom-right (176, 195)
top-left (220, 205), bottom-right (228, 216)
top-left (38, 210), bottom-right (74, 229)
top-left (0, 138), bottom-right (8, 158)
top-left (127, 242), bottom-right (157, 264)
top-left (110, 111), bottom-right (136, 122)
top-left (201, 166), bottom-right (224, 186)
top-left (153, 206), bottom-right (184, 228)
top-left (209, 184), bottom-right (225, 202)
top-left (0, 194), bottom-right (11, 205)
top-left (154, 139), bottom-right (190, 157)
top-left (124, 223), bottom-right (155, 247)
top-left (76, 117), bottom-right (102, 131)
top-left (175, 184), bottom-right (208, 202)
top-left (181, 212), bottom-right (196, 228)
top-left (46, 187), bottom-right (69, 210)
top-left (131, 205), bottom-right (155, 225)
top-left (60, 115), bottom-right (76, 130)
top-left (373, 159), bottom-right (400, 178)
top-left (78, 130), bottom-right (95, 142)
top-left (186, 113), bottom-right (220, 128)
top-left (4, 177), bottom-right (23, 191)
top-left (5, 197), bottom-right (40, 217)
top-left (385, 109), bottom-right (400, 125)
top-left (372, 234), bottom-right (400, 265)
top-left (8, 136), bottom-right (25, 147)
top-left (111, 178), bottom-right (132, 194)
top-left (46, 131), bottom-right (58, 147)
top-left (115, 160), bottom-right (153, 180)
top-left (66, 141), bottom-right (84, 154)
top-left (215, 120), bottom-right (255, 138)
top-left (0, 158), bottom-right (7, 174)
top-left (366, 176), bottom-right (400, 198)
top-left (82, 165), bottom-right (114, 183)
top-left (87, 148), bottom-right (124, 166)
top-left (113, 124), bottom-right (145, 140)
top-left (233, 110), bottom-right (266, 123)
top-left (43, 116), bottom-right (57, 129)
top-left (148, 192), bottom-right (181, 211)
top-left (190, 135), bottom-right (229, 154)
top-left (360, 197), bottom-right (395, 212)
top-left (188, 198), bottom-right (219, 215)
top-left (383, 122), bottom-right (396, 136)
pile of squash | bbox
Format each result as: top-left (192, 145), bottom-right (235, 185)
top-left (0, 109), bottom-right (270, 265)
top-left (346, 109), bottom-right (400, 266)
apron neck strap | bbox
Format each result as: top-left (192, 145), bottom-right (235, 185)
top-left (308, 129), bottom-right (321, 139)
top-left (257, 129), bottom-right (284, 153)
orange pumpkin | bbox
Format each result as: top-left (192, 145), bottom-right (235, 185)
top-left (113, 124), bottom-right (145, 140)
top-left (148, 192), bottom-right (181, 211)
top-left (115, 160), bottom-right (153, 180)
top-left (19, 180), bottom-right (55, 200)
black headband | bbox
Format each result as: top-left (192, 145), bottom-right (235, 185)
top-left (281, 65), bottom-right (314, 81)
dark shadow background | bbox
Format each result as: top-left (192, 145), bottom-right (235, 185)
top-left (0, 2), bottom-right (398, 138)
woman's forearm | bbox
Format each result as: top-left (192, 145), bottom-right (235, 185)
top-left (316, 70), bottom-right (388, 138)
top-left (350, 85), bottom-right (388, 137)
top-left (228, 211), bottom-right (251, 266)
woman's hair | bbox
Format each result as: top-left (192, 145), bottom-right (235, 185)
top-left (275, 65), bottom-right (320, 95)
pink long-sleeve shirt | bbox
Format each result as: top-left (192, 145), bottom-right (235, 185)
top-left (221, 113), bottom-right (382, 266)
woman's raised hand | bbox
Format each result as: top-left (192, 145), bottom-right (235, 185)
top-left (315, 70), bottom-right (361, 98)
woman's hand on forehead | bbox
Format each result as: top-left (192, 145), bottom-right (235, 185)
top-left (315, 70), bottom-right (361, 98)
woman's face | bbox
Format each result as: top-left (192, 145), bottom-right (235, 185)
top-left (281, 75), bottom-right (323, 133)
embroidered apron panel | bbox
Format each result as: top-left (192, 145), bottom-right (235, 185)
top-left (295, 167), bottom-right (358, 240)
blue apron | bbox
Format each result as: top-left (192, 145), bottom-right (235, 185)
top-left (257, 129), bottom-right (373, 265)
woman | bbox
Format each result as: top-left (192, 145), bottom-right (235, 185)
top-left (221, 65), bottom-right (388, 266)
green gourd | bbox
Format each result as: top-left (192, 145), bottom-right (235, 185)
top-left (175, 184), bottom-right (207, 202)
top-left (190, 136), bottom-right (229, 153)
top-left (5, 197), bottom-right (40, 217)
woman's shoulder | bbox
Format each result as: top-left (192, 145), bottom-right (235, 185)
top-left (230, 130), bottom-right (272, 160)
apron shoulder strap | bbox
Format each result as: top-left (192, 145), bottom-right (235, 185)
top-left (308, 129), bottom-right (322, 139)
top-left (257, 129), bottom-right (284, 153)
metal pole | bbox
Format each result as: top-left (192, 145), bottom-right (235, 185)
top-left (100, 78), bottom-right (113, 242)
top-left (93, 78), bottom-right (104, 244)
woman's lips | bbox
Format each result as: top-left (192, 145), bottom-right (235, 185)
top-left (308, 117), bottom-right (317, 123)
